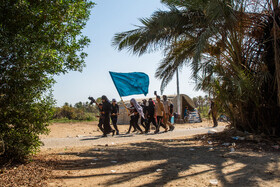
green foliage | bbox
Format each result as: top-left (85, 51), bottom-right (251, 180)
top-left (0, 0), bottom-right (94, 162)
top-left (193, 95), bottom-right (210, 118)
top-left (52, 102), bottom-right (98, 122)
top-left (113, 0), bottom-right (280, 137)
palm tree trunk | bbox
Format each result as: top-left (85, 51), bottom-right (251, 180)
top-left (201, 99), bottom-right (204, 116)
top-left (272, 0), bottom-right (280, 106)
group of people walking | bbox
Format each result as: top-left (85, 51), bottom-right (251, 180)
top-left (92, 95), bottom-right (175, 137)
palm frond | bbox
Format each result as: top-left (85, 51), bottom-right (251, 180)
top-left (112, 7), bottom-right (206, 56)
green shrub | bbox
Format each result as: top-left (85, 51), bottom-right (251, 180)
top-left (0, 0), bottom-right (94, 162)
top-left (52, 105), bottom-right (97, 122)
top-left (1, 98), bottom-right (53, 162)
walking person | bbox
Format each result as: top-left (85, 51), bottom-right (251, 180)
top-left (101, 95), bottom-right (115, 137)
top-left (169, 101), bottom-right (174, 122)
top-left (209, 100), bottom-right (218, 127)
top-left (88, 97), bottom-right (105, 136)
top-left (155, 96), bottom-right (167, 132)
top-left (97, 103), bottom-right (105, 134)
top-left (126, 98), bottom-right (144, 134)
top-left (145, 98), bottom-right (158, 134)
top-left (140, 99), bottom-right (148, 129)
top-left (162, 95), bottom-right (175, 131)
top-left (111, 99), bottom-right (120, 135)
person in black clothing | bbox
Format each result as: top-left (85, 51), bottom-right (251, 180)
top-left (126, 98), bottom-right (144, 134)
top-left (111, 98), bottom-right (119, 135)
top-left (97, 103), bottom-right (105, 134)
top-left (101, 95), bottom-right (115, 137)
top-left (145, 98), bottom-right (158, 134)
top-left (140, 99), bottom-right (147, 129)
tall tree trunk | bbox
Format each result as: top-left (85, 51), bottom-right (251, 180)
top-left (272, 0), bottom-right (280, 106)
top-left (201, 100), bottom-right (204, 115)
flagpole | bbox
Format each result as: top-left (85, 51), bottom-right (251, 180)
top-left (120, 97), bottom-right (130, 114)
top-left (176, 69), bottom-right (181, 116)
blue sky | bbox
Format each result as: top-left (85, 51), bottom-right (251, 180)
top-left (53, 0), bottom-right (205, 106)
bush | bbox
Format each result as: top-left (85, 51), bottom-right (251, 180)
top-left (52, 104), bottom-right (97, 122)
top-left (1, 98), bottom-right (53, 162)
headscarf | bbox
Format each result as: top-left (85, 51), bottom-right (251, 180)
top-left (130, 98), bottom-right (145, 118)
top-left (101, 95), bottom-right (111, 114)
top-left (101, 95), bottom-right (109, 102)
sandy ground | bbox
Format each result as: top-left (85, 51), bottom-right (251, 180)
top-left (40, 122), bottom-right (226, 149)
top-left (40, 120), bottom-right (217, 139)
top-left (43, 138), bottom-right (280, 187)
top-left (35, 121), bottom-right (280, 187)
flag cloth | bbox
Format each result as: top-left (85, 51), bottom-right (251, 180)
top-left (109, 71), bottom-right (149, 97)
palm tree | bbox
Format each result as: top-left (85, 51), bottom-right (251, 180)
top-left (113, 0), bottom-right (237, 93)
top-left (192, 97), bottom-right (198, 108)
top-left (197, 95), bottom-right (203, 113)
top-left (113, 0), bottom-right (280, 136)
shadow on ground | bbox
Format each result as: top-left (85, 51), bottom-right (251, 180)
top-left (49, 138), bottom-right (280, 186)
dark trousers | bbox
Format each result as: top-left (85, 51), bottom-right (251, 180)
top-left (111, 116), bottom-right (119, 132)
top-left (128, 115), bottom-right (142, 133)
top-left (140, 117), bottom-right (147, 129)
top-left (98, 117), bottom-right (104, 133)
top-left (145, 116), bottom-right (157, 132)
top-left (103, 115), bottom-right (113, 134)
top-left (156, 116), bottom-right (166, 131)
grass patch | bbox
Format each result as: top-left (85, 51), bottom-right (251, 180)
top-left (50, 117), bottom-right (97, 123)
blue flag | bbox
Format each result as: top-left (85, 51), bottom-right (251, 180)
top-left (109, 71), bottom-right (149, 97)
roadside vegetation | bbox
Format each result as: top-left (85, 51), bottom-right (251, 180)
top-left (0, 0), bottom-right (95, 162)
top-left (51, 102), bottom-right (98, 123)
top-left (113, 0), bottom-right (280, 137)
top-left (192, 95), bottom-right (210, 118)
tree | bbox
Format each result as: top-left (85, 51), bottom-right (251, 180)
top-left (198, 96), bottom-right (203, 113)
top-left (74, 101), bottom-right (83, 109)
top-left (113, 0), bottom-right (236, 93)
top-left (192, 97), bottom-right (198, 108)
top-left (0, 0), bottom-right (94, 161)
top-left (113, 0), bottom-right (280, 136)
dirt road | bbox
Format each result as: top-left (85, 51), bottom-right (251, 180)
top-left (3, 122), bottom-right (278, 187)
top-left (41, 126), bottom-right (225, 149)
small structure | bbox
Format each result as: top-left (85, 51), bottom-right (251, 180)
top-left (172, 94), bottom-right (196, 116)
top-left (117, 94), bottom-right (198, 124)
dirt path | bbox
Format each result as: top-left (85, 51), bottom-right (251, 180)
top-left (43, 136), bottom-right (280, 187)
top-left (41, 126), bottom-right (225, 149)
top-left (36, 122), bottom-right (280, 187)
top-left (40, 121), bottom-right (218, 139)
top-left (40, 121), bottom-right (226, 149)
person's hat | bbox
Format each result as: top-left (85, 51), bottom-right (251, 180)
top-left (142, 99), bottom-right (147, 102)
top-left (112, 99), bottom-right (116, 102)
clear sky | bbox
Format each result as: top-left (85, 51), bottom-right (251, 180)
top-left (53, 0), bottom-right (205, 106)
